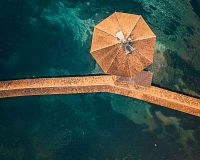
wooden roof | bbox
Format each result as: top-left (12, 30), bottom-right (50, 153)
top-left (91, 12), bottom-right (156, 77)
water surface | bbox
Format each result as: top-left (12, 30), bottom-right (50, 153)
top-left (0, 0), bottom-right (200, 159)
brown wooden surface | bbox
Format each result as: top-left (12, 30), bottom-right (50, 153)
top-left (0, 75), bottom-right (200, 117)
top-left (90, 12), bottom-right (156, 77)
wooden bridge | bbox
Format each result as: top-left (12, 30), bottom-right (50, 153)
top-left (0, 75), bottom-right (200, 117)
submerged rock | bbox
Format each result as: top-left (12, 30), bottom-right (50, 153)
top-left (155, 111), bottom-right (195, 150)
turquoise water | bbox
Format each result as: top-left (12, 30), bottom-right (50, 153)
top-left (0, 0), bottom-right (200, 159)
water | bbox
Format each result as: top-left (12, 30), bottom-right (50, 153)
top-left (0, 0), bottom-right (200, 159)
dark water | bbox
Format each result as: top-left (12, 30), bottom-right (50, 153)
top-left (0, 0), bottom-right (200, 160)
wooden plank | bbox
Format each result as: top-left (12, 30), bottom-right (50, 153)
top-left (0, 75), bottom-right (200, 117)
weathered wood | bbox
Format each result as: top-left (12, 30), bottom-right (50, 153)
top-left (0, 75), bottom-right (200, 117)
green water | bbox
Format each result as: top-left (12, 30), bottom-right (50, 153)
top-left (0, 0), bottom-right (200, 159)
